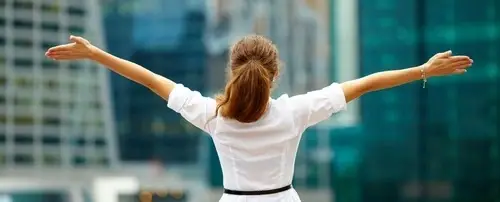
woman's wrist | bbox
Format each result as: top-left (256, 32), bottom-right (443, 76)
top-left (419, 64), bottom-right (429, 88)
top-left (87, 45), bottom-right (100, 61)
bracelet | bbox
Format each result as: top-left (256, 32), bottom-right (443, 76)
top-left (421, 65), bottom-right (427, 88)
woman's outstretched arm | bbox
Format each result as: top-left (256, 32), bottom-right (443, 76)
top-left (341, 50), bottom-right (473, 102)
top-left (45, 35), bottom-right (175, 100)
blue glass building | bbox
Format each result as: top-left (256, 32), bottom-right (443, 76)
top-left (358, 0), bottom-right (500, 201)
top-left (103, 0), bottom-right (207, 165)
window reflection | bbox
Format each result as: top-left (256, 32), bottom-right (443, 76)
top-left (43, 154), bottom-right (62, 166)
top-left (15, 77), bottom-right (34, 88)
top-left (14, 153), bottom-right (34, 165)
top-left (13, 39), bottom-right (32, 48)
top-left (41, 3), bottom-right (60, 13)
top-left (14, 58), bottom-right (33, 67)
top-left (13, 0), bottom-right (33, 10)
top-left (41, 22), bottom-right (59, 32)
top-left (67, 6), bottom-right (85, 16)
top-left (9, 191), bottom-right (67, 202)
top-left (14, 116), bottom-right (35, 125)
top-left (13, 19), bottom-right (33, 29)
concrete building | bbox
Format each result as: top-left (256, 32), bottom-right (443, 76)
top-left (0, 0), bottom-right (118, 170)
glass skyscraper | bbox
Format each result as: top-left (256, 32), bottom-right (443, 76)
top-left (103, 0), bottom-right (207, 165)
top-left (355, 0), bottom-right (500, 201)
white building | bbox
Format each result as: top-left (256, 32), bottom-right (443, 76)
top-left (0, 1), bottom-right (209, 201)
top-left (0, 0), bottom-right (117, 170)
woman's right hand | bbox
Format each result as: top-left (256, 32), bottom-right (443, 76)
top-left (45, 35), bottom-right (95, 61)
top-left (423, 50), bottom-right (473, 78)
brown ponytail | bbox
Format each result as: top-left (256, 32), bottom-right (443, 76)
top-left (215, 35), bottom-right (279, 123)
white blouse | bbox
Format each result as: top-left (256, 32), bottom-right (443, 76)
top-left (167, 83), bottom-right (347, 202)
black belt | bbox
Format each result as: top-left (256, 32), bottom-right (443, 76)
top-left (223, 185), bottom-right (292, 196)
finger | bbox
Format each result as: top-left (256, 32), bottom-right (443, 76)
top-left (70, 35), bottom-right (89, 44)
top-left (445, 61), bottom-right (471, 71)
top-left (50, 55), bottom-right (83, 60)
top-left (452, 69), bottom-right (467, 75)
top-left (47, 44), bottom-right (74, 52)
top-left (453, 62), bottom-right (473, 69)
top-left (46, 51), bottom-right (75, 56)
top-left (448, 59), bottom-right (472, 66)
top-left (433, 50), bottom-right (453, 59)
top-left (448, 55), bottom-right (471, 63)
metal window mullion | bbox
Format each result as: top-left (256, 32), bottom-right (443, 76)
top-left (0, 0), bottom-right (8, 168)
top-left (332, 0), bottom-right (360, 126)
top-left (82, 1), bottom-right (95, 167)
top-left (57, 0), bottom-right (72, 169)
top-left (73, 63), bottom-right (89, 165)
top-left (32, 0), bottom-right (44, 168)
top-left (88, 0), bottom-right (120, 167)
top-left (4, 0), bottom-right (16, 168)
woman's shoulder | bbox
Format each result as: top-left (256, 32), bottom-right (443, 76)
top-left (270, 94), bottom-right (294, 109)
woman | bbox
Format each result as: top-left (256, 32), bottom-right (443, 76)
top-left (46, 35), bottom-right (472, 202)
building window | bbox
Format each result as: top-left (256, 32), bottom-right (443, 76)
top-left (15, 77), bottom-right (34, 88)
top-left (95, 137), bottom-right (106, 147)
top-left (44, 79), bottom-right (59, 89)
top-left (42, 135), bottom-right (61, 145)
top-left (42, 99), bottom-right (59, 107)
top-left (13, 39), bottom-right (33, 47)
top-left (14, 58), bottom-right (33, 67)
top-left (14, 97), bottom-right (32, 105)
top-left (67, 6), bottom-right (86, 17)
top-left (0, 154), bottom-right (5, 166)
top-left (96, 157), bottom-right (109, 166)
top-left (43, 154), bottom-right (61, 166)
top-left (0, 76), bottom-right (6, 86)
top-left (14, 116), bottom-right (34, 125)
top-left (68, 25), bottom-right (84, 35)
top-left (14, 154), bottom-right (34, 165)
top-left (42, 117), bottom-right (61, 125)
top-left (14, 135), bottom-right (34, 144)
top-left (13, 19), bottom-right (33, 29)
top-left (92, 101), bottom-right (101, 110)
top-left (72, 136), bottom-right (86, 147)
top-left (42, 60), bottom-right (58, 69)
top-left (41, 22), bottom-right (59, 32)
top-left (13, 0), bottom-right (33, 10)
top-left (69, 63), bottom-right (84, 70)
top-left (41, 3), bottom-right (60, 13)
top-left (0, 133), bottom-right (5, 144)
top-left (72, 156), bottom-right (86, 166)
top-left (41, 41), bottom-right (57, 50)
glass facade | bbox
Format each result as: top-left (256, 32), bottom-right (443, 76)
top-left (335, 0), bottom-right (500, 201)
top-left (0, 192), bottom-right (67, 202)
top-left (103, 0), bottom-right (207, 165)
top-left (98, 0), bottom-right (500, 201)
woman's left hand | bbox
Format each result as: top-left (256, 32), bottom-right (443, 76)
top-left (423, 50), bottom-right (473, 77)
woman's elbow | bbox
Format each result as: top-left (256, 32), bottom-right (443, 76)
top-left (141, 78), bottom-right (156, 90)
top-left (146, 74), bottom-right (176, 98)
top-left (143, 73), bottom-right (164, 89)
top-left (342, 77), bottom-right (379, 102)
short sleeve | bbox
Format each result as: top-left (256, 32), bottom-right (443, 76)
top-left (288, 83), bottom-right (347, 130)
top-left (167, 84), bottom-right (217, 134)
